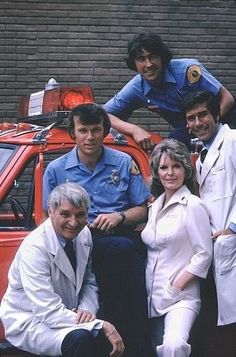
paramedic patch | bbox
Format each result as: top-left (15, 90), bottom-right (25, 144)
top-left (187, 65), bottom-right (202, 84)
top-left (130, 160), bottom-right (140, 175)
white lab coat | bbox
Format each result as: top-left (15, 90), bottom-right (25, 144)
top-left (196, 124), bottom-right (236, 325)
top-left (0, 219), bottom-right (102, 356)
top-left (141, 185), bottom-right (212, 318)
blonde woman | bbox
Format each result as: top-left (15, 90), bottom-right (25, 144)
top-left (142, 139), bottom-right (213, 357)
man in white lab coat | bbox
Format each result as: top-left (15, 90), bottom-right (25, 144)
top-left (183, 90), bottom-right (236, 356)
top-left (0, 182), bottom-right (124, 357)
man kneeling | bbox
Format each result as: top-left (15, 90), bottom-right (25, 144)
top-left (0, 182), bottom-right (124, 357)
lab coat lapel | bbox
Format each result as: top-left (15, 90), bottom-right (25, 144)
top-left (199, 149), bottom-right (220, 185)
top-left (199, 126), bottom-right (228, 187)
top-left (147, 194), bottom-right (165, 239)
top-left (147, 186), bottom-right (190, 242)
top-left (150, 185), bottom-right (190, 221)
top-left (75, 233), bottom-right (91, 296)
top-left (54, 248), bottom-right (76, 285)
top-left (44, 219), bottom-right (76, 285)
top-left (162, 185), bottom-right (189, 211)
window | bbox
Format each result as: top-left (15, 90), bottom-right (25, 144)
top-left (0, 157), bottom-right (37, 230)
top-left (0, 145), bottom-right (17, 172)
top-left (0, 148), bottom-right (71, 231)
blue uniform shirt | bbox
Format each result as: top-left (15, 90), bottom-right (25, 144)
top-left (104, 58), bottom-right (221, 129)
top-left (43, 146), bottom-right (150, 223)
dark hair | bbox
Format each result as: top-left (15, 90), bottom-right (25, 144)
top-left (182, 90), bottom-right (221, 122)
top-left (67, 103), bottom-right (111, 139)
top-left (125, 32), bottom-right (172, 72)
top-left (149, 138), bottom-right (196, 197)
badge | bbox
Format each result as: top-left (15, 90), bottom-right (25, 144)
top-left (187, 65), bottom-right (202, 84)
top-left (111, 170), bottom-right (120, 185)
top-left (130, 160), bottom-right (140, 175)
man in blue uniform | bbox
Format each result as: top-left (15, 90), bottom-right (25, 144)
top-left (104, 32), bottom-right (236, 150)
top-left (43, 103), bottom-right (153, 357)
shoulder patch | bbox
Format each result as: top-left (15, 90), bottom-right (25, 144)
top-left (187, 65), bottom-right (202, 84)
top-left (130, 160), bottom-right (140, 175)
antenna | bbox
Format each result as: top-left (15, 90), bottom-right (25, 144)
top-left (91, 61), bottom-right (96, 89)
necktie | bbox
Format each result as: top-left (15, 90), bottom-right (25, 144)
top-left (200, 148), bottom-right (208, 163)
top-left (64, 241), bottom-right (77, 273)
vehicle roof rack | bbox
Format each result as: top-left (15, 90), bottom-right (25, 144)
top-left (16, 111), bottom-right (69, 127)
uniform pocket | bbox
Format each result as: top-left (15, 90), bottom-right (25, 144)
top-left (214, 235), bottom-right (236, 274)
top-left (160, 281), bottom-right (184, 310)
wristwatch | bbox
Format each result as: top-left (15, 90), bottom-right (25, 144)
top-left (118, 211), bottom-right (126, 224)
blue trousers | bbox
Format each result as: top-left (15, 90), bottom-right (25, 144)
top-left (61, 329), bottom-right (111, 357)
top-left (92, 233), bottom-right (153, 357)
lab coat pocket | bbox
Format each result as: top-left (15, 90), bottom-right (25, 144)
top-left (212, 166), bottom-right (233, 200)
top-left (214, 235), bottom-right (236, 274)
top-left (160, 281), bottom-right (184, 310)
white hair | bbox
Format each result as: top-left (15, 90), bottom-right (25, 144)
top-left (47, 182), bottom-right (90, 212)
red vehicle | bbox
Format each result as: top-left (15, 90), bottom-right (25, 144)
top-left (0, 84), bottom-right (162, 356)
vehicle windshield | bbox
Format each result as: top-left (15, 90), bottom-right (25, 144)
top-left (0, 145), bottom-right (17, 172)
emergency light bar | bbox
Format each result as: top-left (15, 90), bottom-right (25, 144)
top-left (17, 85), bottom-right (95, 125)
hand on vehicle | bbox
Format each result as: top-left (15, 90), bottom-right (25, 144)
top-left (132, 126), bottom-right (154, 150)
top-left (74, 309), bottom-right (96, 323)
top-left (89, 213), bottom-right (122, 232)
top-left (103, 321), bottom-right (125, 357)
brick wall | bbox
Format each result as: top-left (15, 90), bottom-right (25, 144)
top-left (1, 0), bottom-right (236, 137)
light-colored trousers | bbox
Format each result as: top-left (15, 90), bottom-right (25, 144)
top-left (150, 308), bottom-right (197, 357)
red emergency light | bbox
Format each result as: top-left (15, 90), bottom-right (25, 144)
top-left (18, 85), bottom-right (95, 118)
